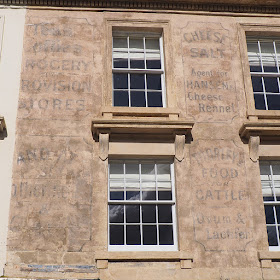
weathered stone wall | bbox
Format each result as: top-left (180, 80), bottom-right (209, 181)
top-left (5, 8), bottom-right (280, 280)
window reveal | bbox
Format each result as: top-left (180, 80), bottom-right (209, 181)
top-left (112, 33), bottom-right (165, 107)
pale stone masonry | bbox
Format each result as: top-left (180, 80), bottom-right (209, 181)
top-left (2, 1), bottom-right (280, 279)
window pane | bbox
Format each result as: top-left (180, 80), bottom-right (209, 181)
top-left (158, 181), bottom-right (172, 200)
top-left (251, 76), bottom-right (263, 92)
top-left (254, 94), bottom-right (266, 110)
top-left (146, 53), bottom-right (161, 69)
top-left (126, 205), bottom-right (140, 223)
top-left (142, 205), bottom-right (156, 223)
top-left (158, 205), bottom-right (172, 223)
top-left (260, 163), bottom-right (271, 178)
top-left (276, 206), bottom-right (280, 224)
top-left (264, 77), bottom-right (279, 93)
top-left (130, 38), bottom-right (144, 52)
top-left (110, 163), bottom-right (124, 179)
top-left (130, 52), bottom-right (145, 69)
top-left (113, 38), bottom-right (127, 51)
top-left (110, 225), bottom-right (124, 245)
top-left (247, 41), bottom-right (261, 72)
top-left (262, 181), bottom-right (274, 201)
top-left (130, 74), bottom-right (145, 89)
top-left (131, 91), bottom-right (146, 107)
top-left (267, 226), bottom-right (278, 246)
top-left (142, 182), bottom-right (156, 200)
top-left (113, 52), bottom-right (128, 68)
top-left (126, 163), bottom-right (139, 179)
top-left (143, 225), bottom-right (157, 245)
top-left (113, 91), bottom-right (129, 106)
top-left (147, 92), bottom-right (163, 107)
top-left (126, 191), bottom-right (140, 200)
top-left (142, 163), bottom-right (155, 180)
top-left (267, 94), bottom-right (280, 110)
top-left (126, 182), bottom-right (140, 201)
top-left (260, 41), bottom-right (277, 73)
top-left (157, 164), bottom-right (171, 180)
top-left (275, 184), bottom-right (280, 201)
top-left (265, 205), bottom-right (275, 224)
top-left (272, 163), bottom-right (280, 180)
top-left (110, 181), bottom-right (124, 191)
top-left (110, 182), bottom-right (124, 200)
top-left (110, 191), bottom-right (124, 200)
top-left (159, 225), bottom-right (173, 245)
top-left (146, 38), bottom-right (160, 52)
top-left (113, 73), bottom-right (128, 89)
top-left (147, 74), bottom-right (162, 90)
top-left (126, 225), bottom-right (141, 245)
top-left (109, 205), bottom-right (124, 223)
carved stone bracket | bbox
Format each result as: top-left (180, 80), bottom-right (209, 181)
top-left (249, 135), bottom-right (260, 162)
top-left (99, 132), bottom-right (110, 161)
top-left (175, 134), bottom-right (185, 162)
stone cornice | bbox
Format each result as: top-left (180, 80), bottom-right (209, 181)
top-left (1, 0), bottom-right (280, 14)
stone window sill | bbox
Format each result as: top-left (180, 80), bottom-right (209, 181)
top-left (92, 107), bottom-right (194, 161)
top-left (240, 119), bottom-right (280, 139)
top-left (95, 251), bottom-right (193, 269)
top-left (101, 106), bottom-right (182, 119)
top-left (239, 119), bottom-right (280, 162)
top-left (259, 251), bottom-right (280, 269)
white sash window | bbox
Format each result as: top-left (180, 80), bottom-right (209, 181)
top-left (112, 32), bottom-right (166, 107)
top-left (108, 160), bottom-right (177, 251)
top-left (247, 37), bottom-right (280, 110)
top-left (260, 161), bottom-right (280, 250)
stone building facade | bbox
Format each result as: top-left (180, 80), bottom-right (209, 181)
top-left (1, 0), bottom-right (280, 279)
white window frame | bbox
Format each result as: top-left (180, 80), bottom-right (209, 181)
top-left (247, 36), bottom-right (280, 111)
top-left (112, 31), bottom-right (166, 108)
top-left (260, 161), bottom-right (280, 251)
top-left (108, 160), bottom-right (177, 251)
